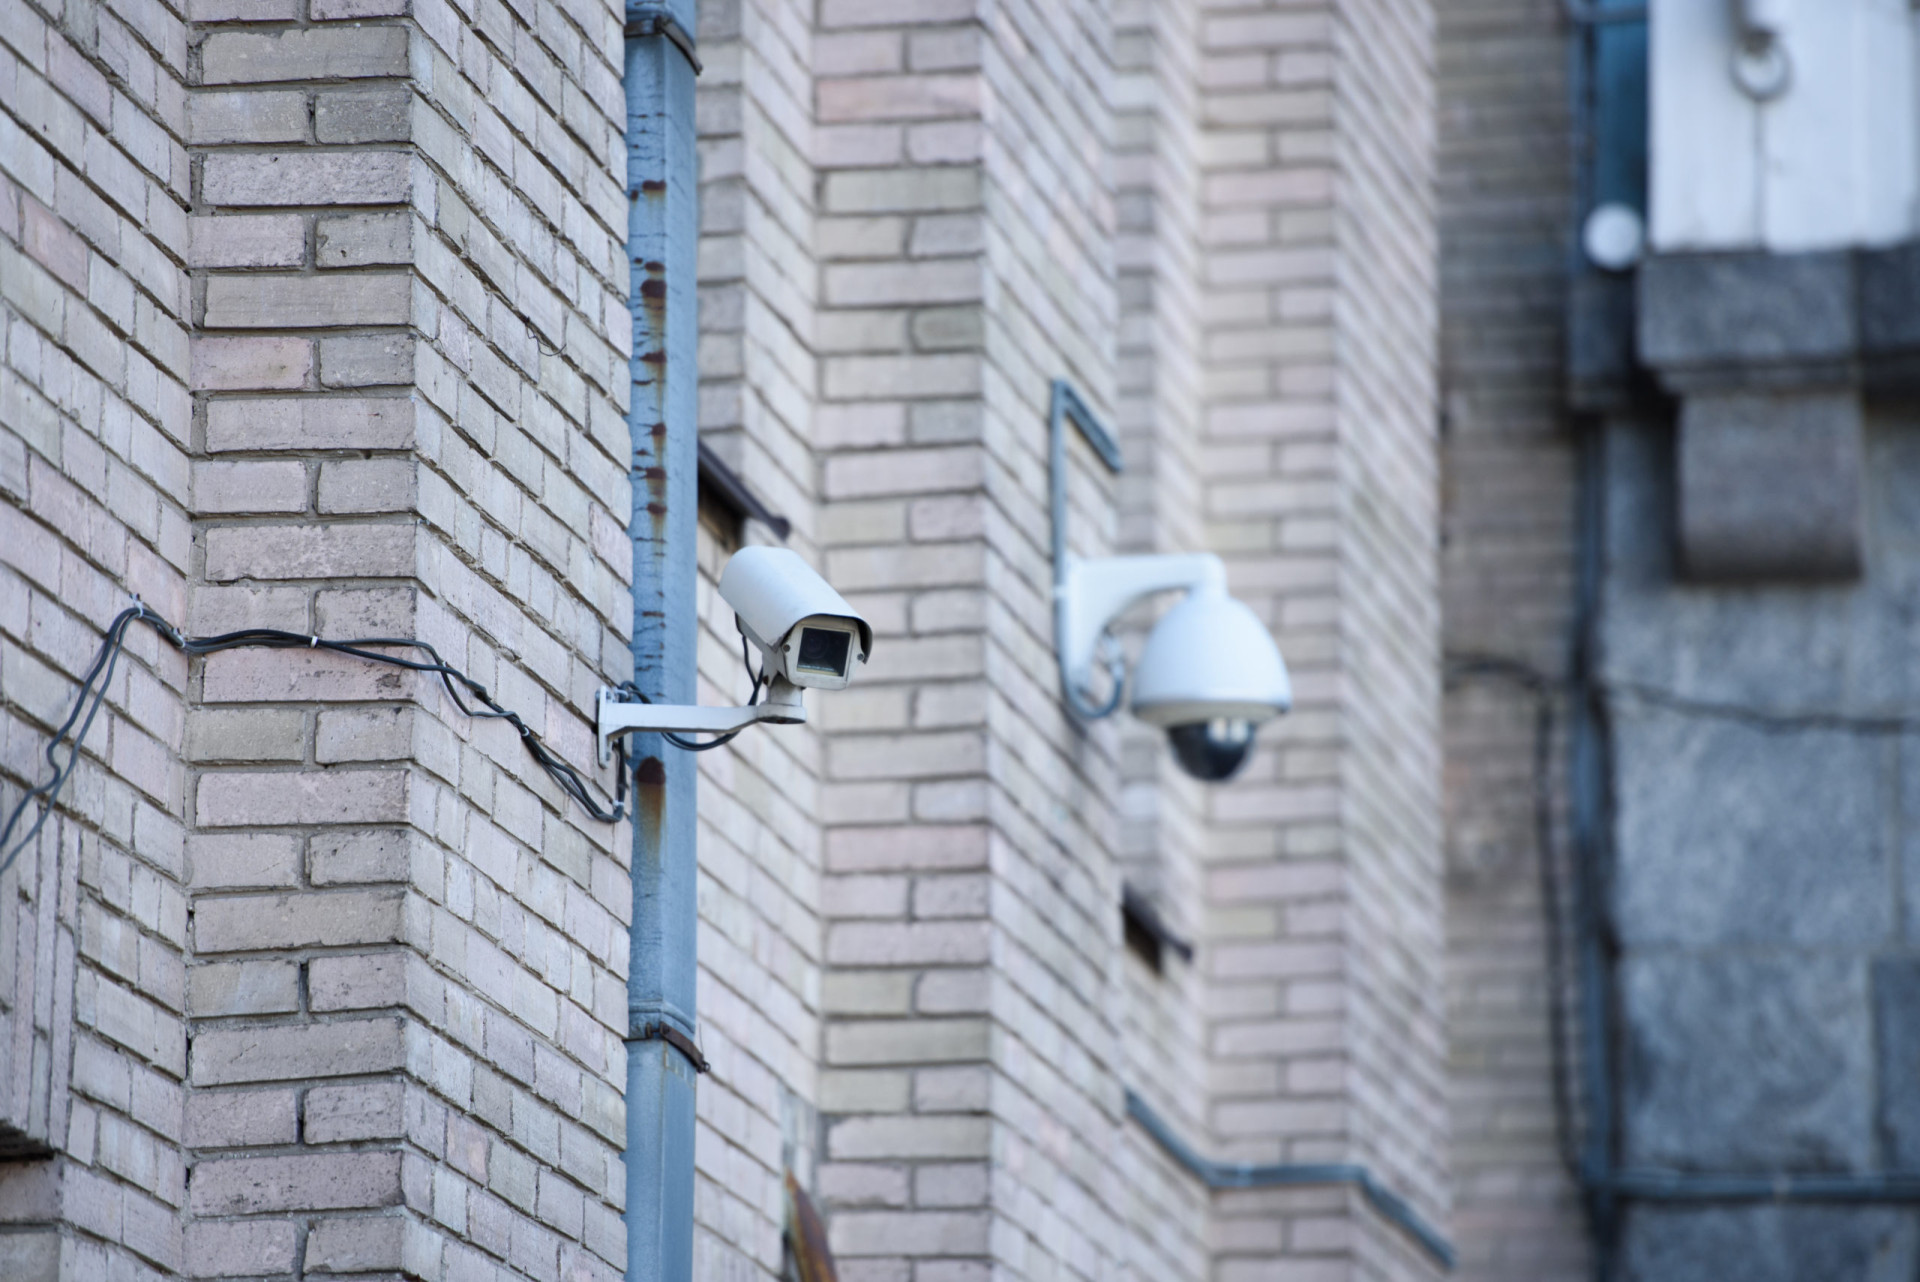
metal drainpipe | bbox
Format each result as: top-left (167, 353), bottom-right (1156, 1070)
top-left (624, 4), bottom-right (702, 1276)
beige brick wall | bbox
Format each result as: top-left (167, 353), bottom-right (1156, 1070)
top-left (1196, 0), bottom-right (1448, 1274)
top-left (690, 0), bottom-right (828, 1272)
top-left (0, 0), bottom-right (1465, 1277)
top-left (0, 0), bottom-right (193, 1273)
top-left (1112, 0), bottom-right (1212, 1275)
top-left (809, 0), bottom-right (1003, 1270)
top-left (179, 3), bottom-right (633, 1279)
top-left (1435, 0), bottom-right (1588, 1276)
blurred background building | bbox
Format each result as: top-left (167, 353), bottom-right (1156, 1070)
top-left (0, 0), bottom-right (1914, 1279)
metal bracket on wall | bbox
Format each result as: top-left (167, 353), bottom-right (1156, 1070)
top-left (634, 1022), bottom-right (710, 1074)
top-left (1125, 1090), bottom-right (1457, 1270)
top-left (625, 6), bottom-right (702, 73)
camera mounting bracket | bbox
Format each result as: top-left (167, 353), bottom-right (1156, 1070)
top-left (595, 677), bottom-right (806, 765)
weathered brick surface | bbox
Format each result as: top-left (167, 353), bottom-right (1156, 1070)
top-left (14, 0), bottom-right (1464, 1276)
top-left (0, 0), bottom-right (193, 1273)
top-left (687, 0), bottom-right (830, 1270)
top-left (1195, 0), bottom-right (1448, 1275)
top-left (179, 2), bottom-right (633, 1279)
top-left (1434, 0), bottom-right (1588, 1276)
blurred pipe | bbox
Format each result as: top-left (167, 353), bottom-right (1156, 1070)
top-left (1566, 1), bottom-right (1646, 23)
top-left (1124, 1090), bottom-right (1457, 1270)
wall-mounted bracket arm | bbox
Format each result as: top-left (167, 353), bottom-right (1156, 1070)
top-left (1056, 553), bottom-right (1226, 708)
top-left (597, 680), bottom-right (805, 764)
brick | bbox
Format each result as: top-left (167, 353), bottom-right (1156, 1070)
top-left (202, 522), bottom-right (418, 581)
top-left (189, 1152), bottom-right (405, 1216)
top-left (315, 88), bottom-right (412, 144)
top-left (825, 1019), bottom-right (990, 1064)
top-left (188, 215), bottom-right (305, 269)
top-left (191, 460), bottom-right (309, 514)
top-left (315, 212), bottom-right (411, 266)
top-left (189, 833), bottom-right (303, 890)
top-left (194, 889), bottom-right (405, 952)
top-left (205, 396), bottom-right (415, 451)
top-left (826, 1116), bottom-right (990, 1161)
top-left (830, 1211), bottom-right (990, 1256)
top-left (305, 1214), bottom-right (406, 1271)
top-left (319, 332), bottom-right (413, 386)
top-left (190, 0), bottom-right (301, 17)
top-left (188, 91), bottom-right (308, 145)
top-left (823, 168), bottom-right (981, 215)
top-left (317, 458), bottom-right (415, 515)
top-left (203, 273), bottom-right (411, 328)
top-left (309, 952), bottom-right (412, 1011)
top-left (191, 1018), bottom-right (407, 1087)
top-left (306, 1081), bottom-right (405, 1143)
top-left (309, 828), bottom-right (416, 885)
top-left (202, 152), bottom-right (412, 207)
top-left (186, 1220), bottom-right (299, 1278)
top-left (196, 769), bottom-right (411, 827)
top-left (200, 28), bottom-right (411, 85)
top-left (191, 336), bottom-right (312, 391)
top-left (818, 75), bottom-right (981, 123)
top-left (186, 706), bottom-right (307, 760)
top-left (189, 960), bottom-right (300, 1017)
top-left (0, 1231), bottom-right (57, 1282)
top-left (312, 0), bottom-right (412, 14)
top-left (187, 1089), bottom-right (299, 1147)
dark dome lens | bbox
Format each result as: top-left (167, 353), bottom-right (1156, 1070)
top-left (1167, 718), bottom-right (1255, 782)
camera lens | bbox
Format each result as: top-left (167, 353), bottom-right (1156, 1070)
top-left (796, 626), bottom-right (852, 677)
top-left (1166, 718), bottom-right (1256, 782)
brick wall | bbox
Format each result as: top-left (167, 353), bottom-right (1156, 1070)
top-left (0, 0), bottom-right (192, 1274)
top-left (1433, 0), bottom-right (1588, 1275)
top-left (180, 3), bottom-right (633, 1279)
top-left (0, 0), bottom-right (1465, 1277)
top-left (808, 0), bottom-right (1003, 1269)
top-left (690, 0), bottom-right (827, 1272)
top-left (1112, 0), bottom-right (1212, 1274)
top-left (1196, 0), bottom-right (1448, 1273)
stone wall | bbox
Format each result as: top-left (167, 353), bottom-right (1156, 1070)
top-left (1600, 408), bottom-right (1920, 1274)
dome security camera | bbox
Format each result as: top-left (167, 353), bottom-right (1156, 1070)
top-left (596, 547), bottom-right (872, 763)
top-left (1130, 582), bottom-right (1292, 781)
top-left (1046, 377), bottom-right (1290, 783)
top-left (1057, 551), bottom-right (1292, 783)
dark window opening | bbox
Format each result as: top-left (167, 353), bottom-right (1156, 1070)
top-left (1121, 884), bottom-right (1193, 976)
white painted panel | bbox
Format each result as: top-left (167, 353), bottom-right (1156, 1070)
top-left (1760, 0), bottom-right (1860, 250)
top-left (1854, 0), bottom-right (1920, 247)
top-left (1650, 0), bottom-right (1762, 251)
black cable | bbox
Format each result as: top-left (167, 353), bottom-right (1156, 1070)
top-left (1444, 652), bottom-right (1584, 1181)
top-left (616, 633), bottom-right (765, 753)
top-left (0, 604), bottom-right (632, 881)
top-left (0, 607), bottom-right (146, 882)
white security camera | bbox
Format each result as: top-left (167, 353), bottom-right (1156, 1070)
top-left (1046, 378), bottom-right (1289, 781)
top-left (1057, 552), bottom-right (1291, 782)
top-left (719, 546), bottom-right (872, 691)
top-left (595, 546), bottom-right (872, 763)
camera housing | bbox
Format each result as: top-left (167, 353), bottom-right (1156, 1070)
top-left (719, 546), bottom-right (872, 691)
top-left (596, 546), bottom-right (875, 764)
top-left (1129, 584), bottom-right (1291, 781)
top-left (1056, 552), bottom-right (1291, 783)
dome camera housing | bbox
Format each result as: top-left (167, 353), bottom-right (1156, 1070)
top-left (1131, 587), bottom-right (1292, 782)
